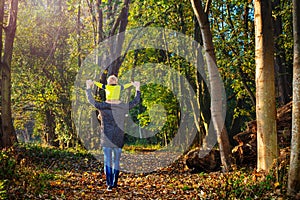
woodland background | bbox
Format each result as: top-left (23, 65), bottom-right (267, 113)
top-left (1, 0), bottom-right (300, 199)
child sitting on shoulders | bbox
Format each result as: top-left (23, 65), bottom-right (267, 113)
top-left (93, 75), bottom-right (133, 102)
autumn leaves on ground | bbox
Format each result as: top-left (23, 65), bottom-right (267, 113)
top-left (0, 143), bottom-right (291, 200)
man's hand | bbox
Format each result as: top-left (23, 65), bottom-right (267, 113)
top-left (86, 80), bottom-right (94, 89)
top-left (132, 81), bottom-right (140, 91)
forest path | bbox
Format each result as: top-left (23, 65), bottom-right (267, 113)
top-left (4, 144), bottom-right (287, 199)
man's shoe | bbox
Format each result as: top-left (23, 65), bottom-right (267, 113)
top-left (107, 186), bottom-right (113, 191)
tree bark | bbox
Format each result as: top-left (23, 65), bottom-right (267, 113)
top-left (254, 0), bottom-right (278, 172)
top-left (89, 0), bottom-right (131, 91)
top-left (77, 0), bottom-right (82, 68)
top-left (0, 0), bottom-right (18, 149)
top-left (43, 109), bottom-right (58, 147)
top-left (272, 0), bottom-right (291, 106)
top-left (190, 0), bottom-right (232, 172)
top-left (288, 0), bottom-right (300, 196)
top-left (108, 0), bottom-right (130, 76)
top-left (0, 0), bottom-right (4, 148)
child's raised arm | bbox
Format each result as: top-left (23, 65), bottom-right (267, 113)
top-left (123, 82), bottom-right (133, 89)
top-left (93, 81), bottom-right (105, 89)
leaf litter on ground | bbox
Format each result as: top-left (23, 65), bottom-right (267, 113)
top-left (1, 143), bottom-right (292, 199)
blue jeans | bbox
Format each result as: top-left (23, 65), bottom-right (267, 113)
top-left (103, 147), bottom-right (122, 187)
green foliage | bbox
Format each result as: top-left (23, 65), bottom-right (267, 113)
top-left (123, 142), bottom-right (162, 153)
top-left (196, 170), bottom-right (285, 199)
top-left (208, 0), bottom-right (293, 134)
top-left (0, 150), bottom-right (17, 180)
top-left (130, 0), bottom-right (194, 34)
top-left (12, 0), bottom-right (83, 147)
top-left (0, 180), bottom-right (7, 200)
top-left (10, 0), bottom-right (294, 149)
top-left (182, 184), bottom-right (192, 191)
top-left (2, 143), bottom-right (101, 198)
top-left (0, 150), bottom-right (17, 199)
top-left (211, 0), bottom-right (257, 131)
top-left (18, 143), bottom-right (91, 168)
top-left (3, 0), bottom-right (296, 198)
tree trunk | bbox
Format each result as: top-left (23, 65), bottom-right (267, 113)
top-left (108, 0), bottom-right (130, 76)
top-left (272, 0), bottom-right (291, 106)
top-left (254, 0), bottom-right (278, 172)
top-left (44, 109), bottom-right (58, 147)
top-left (0, 0), bottom-right (5, 148)
top-left (90, 0), bottom-right (131, 92)
top-left (0, 0), bottom-right (18, 149)
top-left (192, 17), bottom-right (211, 147)
top-left (288, 0), bottom-right (300, 196)
top-left (190, 0), bottom-right (232, 172)
top-left (77, 0), bottom-right (82, 68)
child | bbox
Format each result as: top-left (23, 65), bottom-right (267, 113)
top-left (94, 75), bottom-right (133, 101)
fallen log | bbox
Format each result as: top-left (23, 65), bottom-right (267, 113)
top-left (232, 101), bottom-right (292, 166)
top-left (185, 101), bottom-right (292, 170)
top-left (184, 148), bottom-right (221, 173)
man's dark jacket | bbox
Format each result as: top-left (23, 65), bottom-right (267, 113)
top-left (86, 89), bottom-right (140, 148)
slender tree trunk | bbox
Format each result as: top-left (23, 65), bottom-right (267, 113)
top-left (254, 0), bottom-right (278, 172)
top-left (90, 0), bottom-right (131, 90)
top-left (190, 0), bottom-right (232, 171)
top-left (77, 0), bottom-right (82, 68)
top-left (0, 0), bottom-right (6, 148)
top-left (0, 0), bottom-right (3, 55)
top-left (44, 109), bottom-right (58, 147)
top-left (0, 0), bottom-right (18, 149)
top-left (273, 0), bottom-right (290, 106)
top-left (108, 0), bottom-right (130, 75)
top-left (96, 0), bottom-right (103, 44)
top-left (192, 16), bottom-right (211, 147)
top-left (288, 0), bottom-right (300, 196)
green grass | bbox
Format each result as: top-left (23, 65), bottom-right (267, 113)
top-left (123, 143), bottom-right (162, 152)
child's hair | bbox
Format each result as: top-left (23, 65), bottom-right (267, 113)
top-left (107, 75), bottom-right (118, 85)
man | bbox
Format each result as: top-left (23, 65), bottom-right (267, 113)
top-left (86, 79), bottom-right (140, 191)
